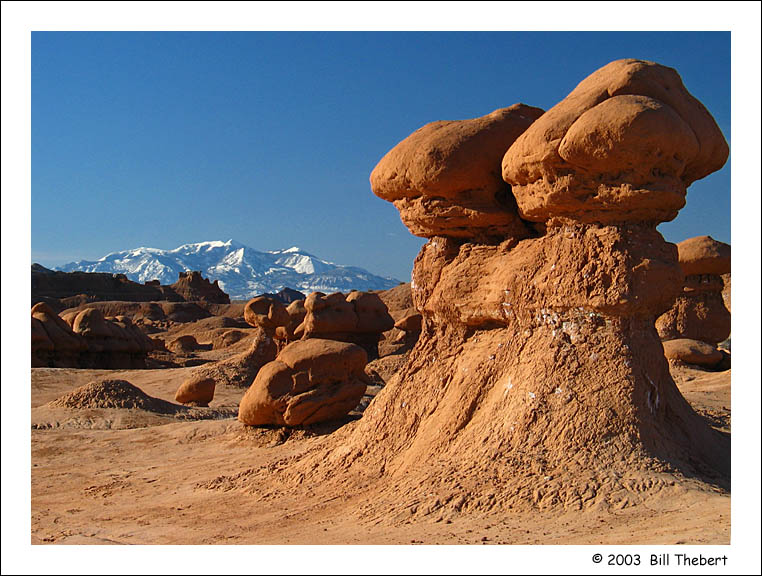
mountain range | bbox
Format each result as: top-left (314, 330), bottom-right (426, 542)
top-left (56, 240), bottom-right (400, 300)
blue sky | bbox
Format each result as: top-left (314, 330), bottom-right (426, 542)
top-left (32, 31), bottom-right (730, 281)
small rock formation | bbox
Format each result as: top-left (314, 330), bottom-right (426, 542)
top-left (244, 295), bottom-right (290, 332)
top-left (285, 299), bottom-right (307, 339)
top-left (662, 338), bottom-right (724, 368)
top-left (211, 329), bottom-right (249, 349)
top-left (69, 308), bottom-right (154, 368)
top-left (59, 301), bottom-right (212, 331)
top-left (294, 291), bottom-right (394, 357)
top-left (656, 236), bottom-right (731, 345)
top-left (159, 302), bottom-right (213, 324)
top-left (175, 376), bottom-right (216, 406)
top-left (167, 334), bottom-right (201, 354)
top-left (243, 295), bottom-right (293, 347)
top-left (158, 316), bottom-right (253, 351)
top-left (31, 302), bottom-right (87, 367)
top-left (32, 303), bottom-right (153, 369)
top-left (189, 328), bottom-right (277, 388)
top-left (371, 104), bottom-right (544, 241)
top-left (238, 339), bottom-right (369, 427)
top-left (394, 312), bottom-right (422, 333)
top-left (169, 271), bottom-right (230, 304)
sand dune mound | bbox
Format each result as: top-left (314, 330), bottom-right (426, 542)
top-left (48, 379), bottom-right (179, 414)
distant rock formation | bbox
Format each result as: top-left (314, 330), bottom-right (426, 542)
top-left (657, 236), bottom-right (731, 345)
top-left (169, 271), bottom-right (230, 304)
top-left (31, 303), bottom-right (154, 369)
top-left (294, 291), bottom-right (394, 358)
top-left (238, 339), bottom-right (369, 427)
top-left (32, 265), bottom-right (231, 311)
top-left (31, 302), bottom-right (87, 367)
top-left (261, 287), bottom-right (306, 304)
top-left (59, 301), bottom-right (213, 332)
top-left (32, 265), bottom-right (180, 311)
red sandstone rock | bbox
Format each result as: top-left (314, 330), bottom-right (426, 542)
top-left (168, 270), bottom-right (230, 304)
top-left (284, 299), bottom-right (306, 339)
top-left (167, 334), bottom-right (200, 354)
top-left (175, 376), bottom-right (216, 406)
top-left (371, 104), bottom-right (544, 240)
top-left (656, 236), bottom-right (731, 344)
top-left (32, 302), bottom-right (87, 356)
top-left (320, 59), bottom-right (731, 509)
top-left (190, 328), bottom-right (277, 388)
top-left (244, 296), bottom-right (290, 333)
top-left (394, 312), bottom-right (422, 332)
top-left (662, 338), bottom-right (724, 367)
top-left (295, 291), bottom-right (394, 357)
top-left (238, 339), bottom-right (368, 427)
top-left (677, 236), bottom-right (731, 276)
top-left (502, 59), bottom-right (729, 224)
top-left (346, 291), bottom-right (395, 334)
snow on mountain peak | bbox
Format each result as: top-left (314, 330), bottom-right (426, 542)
top-left (57, 240), bottom-right (399, 300)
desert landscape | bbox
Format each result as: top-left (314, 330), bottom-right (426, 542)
top-left (29, 58), bottom-right (736, 546)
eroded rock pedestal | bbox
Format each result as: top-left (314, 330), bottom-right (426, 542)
top-left (280, 60), bottom-right (730, 516)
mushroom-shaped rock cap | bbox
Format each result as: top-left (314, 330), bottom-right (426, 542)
top-left (677, 235), bottom-right (731, 276)
top-left (244, 295), bottom-right (290, 331)
top-left (371, 104), bottom-right (544, 240)
top-left (502, 59), bottom-right (729, 224)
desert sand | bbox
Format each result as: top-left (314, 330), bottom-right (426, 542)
top-left (31, 360), bottom-right (729, 545)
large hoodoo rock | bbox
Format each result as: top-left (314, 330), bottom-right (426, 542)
top-left (281, 60), bottom-right (731, 515)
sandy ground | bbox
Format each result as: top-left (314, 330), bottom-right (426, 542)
top-left (30, 362), bottom-right (730, 545)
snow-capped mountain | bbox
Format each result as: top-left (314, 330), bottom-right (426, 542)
top-left (57, 240), bottom-right (400, 300)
